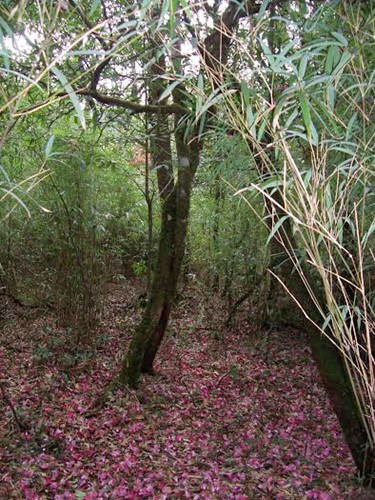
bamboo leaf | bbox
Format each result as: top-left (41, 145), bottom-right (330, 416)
top-left (50, 66), bottom-right (86, 129)
top-left (331, 50), bottom-right (352, 76)
top-left (346, 113), bottom-right (358, 141)
top-left (258, 0), bottom-right (270, 20)
top-left (240, 81), bottom-right (249, 108)
top-left (88, 0), bottom-right (101, 17)
top-left (1, 68), bottom-right (43, 90)
top-left (180, 0), bottom-right (191, 18)
top-left (45, 135), bottom-right (55, 157)
top-left (266, 215), bottom-right (290, 245)
top-left (327, 85), bottom-right (336, 109)
top-left (197, 73), bottom-right (204, 93)
top-left (332, 31), bottom-right (348, 47)
top-left (299, 91), bottom-right (312, 138)
top-left (302, 169), bottom-right (312, 188)
top-left (298, 54), bottom-right (309, 80)
top-left (66, 50), bottom-right (107, 56)
top-left (322, 313), bottom-right (333, 332)
top-left (257, 118), bottom-right (267, 142)
top-left (280, 39), bottom-right (298, 57)
top-left (325, 46), bottom-right (340, 75)
top-left (285, 108), bottom-right (298, 130)
top-left (0, 187), bottom-right (30, 217)
top-left (259, 176), bottom-right (283, 190)
top-left (0, 27), bottom-right (10, 70)
top-left (272, 92), bottom-right (290, 129)
top-left (0, 16), bottom-right (14, 38)
top-left (285, 130), bottom-right (308, 141)
top-left (0, 165), bottom-right (10, 184)
top-left (246, 105), bottom-right (254, 127)
top-left (158, 79), bottom-right (182, 101)
top-left (362, 221), bottom-right (375, 247)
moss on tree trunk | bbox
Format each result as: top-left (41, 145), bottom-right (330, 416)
top-left (267, 190), bottom-right (374, 484)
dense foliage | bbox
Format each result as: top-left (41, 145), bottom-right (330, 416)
top-left (0, 0), bottom-right (374, 495)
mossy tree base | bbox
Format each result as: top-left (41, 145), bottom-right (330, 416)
top-left (266, 190), bottom-right (374, 485)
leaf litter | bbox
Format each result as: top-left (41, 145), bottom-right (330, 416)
top-left (0, 281), bottom-right (370, 499)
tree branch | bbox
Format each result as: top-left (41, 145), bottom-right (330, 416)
top-left (16, 88), bottom-right (189, 117)
top-left (80, 89), bottom-right (189, 115)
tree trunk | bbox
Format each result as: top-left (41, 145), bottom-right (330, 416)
top-left (266, 190), bottom-right (374, 484)
top-left (119, 151), bottom-right (199, 386)
top-left (211, 174), bottom-right (222, 292)
top-left (119, 0), bottom-right (260, 389)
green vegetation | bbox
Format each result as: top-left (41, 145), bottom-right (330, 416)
top-left (0, 0), bottom-right (374, 488)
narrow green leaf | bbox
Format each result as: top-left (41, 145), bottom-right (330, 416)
top-left (45, 135), bottom-right (55, 157)
top-left (331, 31), bottom-right (348, 47)
top-left (180, 0), bottom-right (191, 17)
top-left (240, 81), bottom-right (249, 108)
top-left (257, 119), bottom-right (267, 142)
top-left (137, 0), bottom-right (152, 27)
top-left (198, 111), bottom-right (206, 138)
top-left (322, 313), bottom-right (332, 332)
top-left (197, 87), bottom-right (235, 121)
top-left (305, 75), bottom-right (332, 89)
top-left (246, 105), bottom-right (254, 127)
top-left (298, 54), bottom-right (309, 80)
top-left (272, 93), bottom-right (289, 129)
top-left (303, 169), bottom-right (312, 188)
top-left (1, 68), bottom-right (43, 90)
top-left (0, 165), bottom-right (11, 184)
top-left (305, 3), bottom-right (326, 32)
top-left (327, 85), bottom-right (335, 109)
top-left (0, 187), bottom-right (30, 217)
top-left (0, 16), bottom-right (13, 38)
top-left (299, 92), bottom-right (311, 136)
top-left (259, 37), bottom-right (271, 57)
top-left (362, 221), bottom-right (375, 247)
top-left (266, 215), bottom-right (290, 245)
top-left (325, 46), bottom-right (339, 75)
top-left (198, 91), bottom-right (227, 118)
top-left (169, 0), bottom-right (179, 33)
top-left (158, 79), bottom-right (181, 101)
top-left (66, 50), bottom-right (107, 56)
top-left (258, 0), bottom-right (270, 20)
top-left (158, 0), bottom-right (170, 30)
top-left (259, 176), bottom-right (283, 190)
top-left (116, 20), bottom-right (138, 31)
top-left (197, 73), bottom-right (204, 93)
top-left (280, 39), bottom-right (298, 57)
top-left (285, 108), bottom-right (298, 130)
top-left (0, 27), bottom-right (9, 70)
top-left (345, 113), bottom-right (358, 141)
top-left (310, 119), bottom-right (318, 145)
top-left (88, 0), bottom-right (101, 17)
top-left (285, 129), bottom-right (308, 141)
top-left (331, 50), bottom-right (352, 76)
top-left (51, 66), bottom-right (86, 129)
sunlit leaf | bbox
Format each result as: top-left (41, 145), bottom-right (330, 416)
top-left (45, 135), bottom-right (55, 157)
top-left (50, 66), bottom-right (86, 129)
top-left (158, 79), bottom-right (182, 101)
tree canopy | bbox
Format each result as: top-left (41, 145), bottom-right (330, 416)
top-left (1, 0), bottom-right (374, 495)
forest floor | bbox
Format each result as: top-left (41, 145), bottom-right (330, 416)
top-left (0, 278), bottom-right (371, 499)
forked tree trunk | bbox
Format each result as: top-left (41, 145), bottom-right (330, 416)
top-left (118, 0), bottom-right (250, 388)
top-left (118, 48), bottom-right (200, 386)
top-left (266, 190), bottom-right (374, 485)
top-left (119, 151), bottom-right (199, 387)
